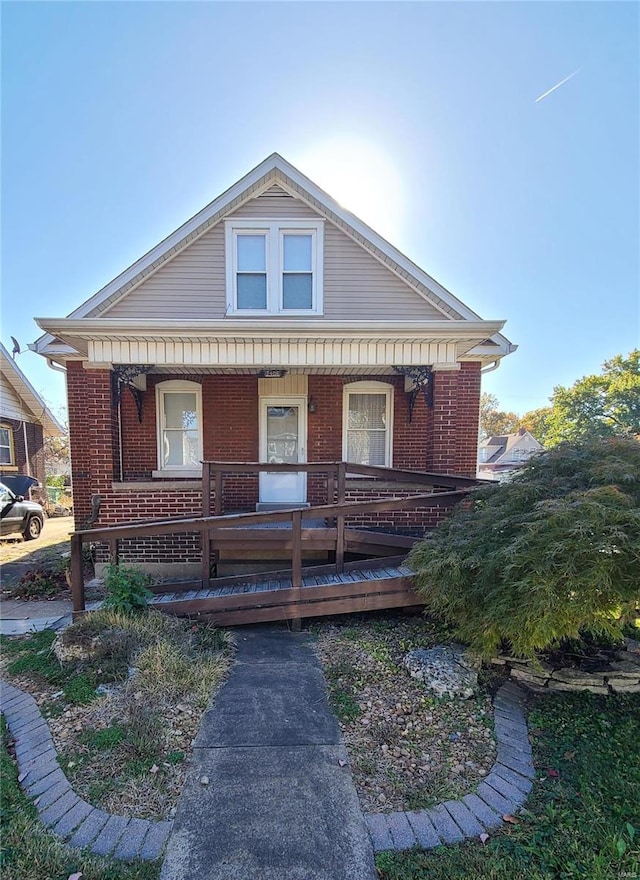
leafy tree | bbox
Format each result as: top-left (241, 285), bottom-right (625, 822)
top-left (44, 434), bottom-right (70, 467)
top-left (409, 437), bottom-right (640, 658)
top-left (479, 392), bottom-right (520, 440)
top-left (522, 351), bottom-right (640, 447)
top-left (518, 406), bottom-right (553, 445)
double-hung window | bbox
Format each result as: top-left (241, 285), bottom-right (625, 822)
top-left (226, 220), bottom-right (323, 315)
top-left (0, 424), bottom-right (14, 466)
top-left (343, 382), bottom-right (393, 467)
top-left (155, 380), bottom-right (203, 475)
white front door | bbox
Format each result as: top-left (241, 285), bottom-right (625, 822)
top-left (259, 397), bottom-right (307, 504)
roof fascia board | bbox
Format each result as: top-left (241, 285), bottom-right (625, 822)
top-left (35, 317), bottom-right (505, 340)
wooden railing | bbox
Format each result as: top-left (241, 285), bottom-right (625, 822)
top-left (201, 460), bottom-right (480, 516)
top-left (69, 462), bottom-right (479, 617)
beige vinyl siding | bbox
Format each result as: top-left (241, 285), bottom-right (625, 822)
top-left (0, 376), bottom-right (31, 421)
top-left (323, 225), bottom-right (444, 320)
top-left (105, 191), bottom-right (448, 321)
top-left (105, 225), bottom-right (227, 319)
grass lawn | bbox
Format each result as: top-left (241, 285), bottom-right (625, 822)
top-left (376, 691), bottom-right (640, 880)
top-left (0, 716), bottom-right (160, 880)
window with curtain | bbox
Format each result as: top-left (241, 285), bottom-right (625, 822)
top-left (155, 381), bottom-right (202, 471)
top-left (343, 383), bottom-right (393, 466)
top-left (0, 425), bottom-right (14, 465)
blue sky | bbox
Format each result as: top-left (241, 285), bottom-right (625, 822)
top-left (2, 1), bottom-right (638, 420)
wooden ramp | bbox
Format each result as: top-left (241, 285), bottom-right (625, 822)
top-left (147, 562), bottom-right (418, 626)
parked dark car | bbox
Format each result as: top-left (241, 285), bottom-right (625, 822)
top-left (0, 481), bottom-right (45, 540)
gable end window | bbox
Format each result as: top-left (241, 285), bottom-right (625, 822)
top-left (0, 424), bottom-right (14, 466)
top-left (225, 220), bottom-right (323, 315)
top-left (154, 381), bottom-right (203, 476)
top-left (343, 382), bottom-right (393, 467)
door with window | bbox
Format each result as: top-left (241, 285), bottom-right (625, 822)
top-left (259, 397), bottom-right (307, 504)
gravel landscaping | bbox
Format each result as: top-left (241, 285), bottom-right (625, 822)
top-left (313, 613), bottom-right (500, 813)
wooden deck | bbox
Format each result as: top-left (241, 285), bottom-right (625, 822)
top-left (147, 561), bottom-right (417, 626)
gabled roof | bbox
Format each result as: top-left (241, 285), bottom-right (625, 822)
top-left (32, 153), bottom-right (516, 364)
top-left (0, 343), bottom-right (64, 435)
top-left (479, 430), bottom-right (543, 465)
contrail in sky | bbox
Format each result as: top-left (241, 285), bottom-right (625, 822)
top-left (535, 69), bottom-right (581, 103)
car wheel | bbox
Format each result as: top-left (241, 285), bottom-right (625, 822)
top-left (23, 516), bottom-right (42, 540)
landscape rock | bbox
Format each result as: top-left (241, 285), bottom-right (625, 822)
top-left (547, 680), bottom-right (608, 694)
top-left (608, 659), bottom-right (640, 677)
top-left (403, 645), bottom-right (479, 699)
top-left (551, 668), bottom-right (608, 686)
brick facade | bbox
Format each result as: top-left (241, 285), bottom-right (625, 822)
top-left (66, 362), bottom-right (481, 566)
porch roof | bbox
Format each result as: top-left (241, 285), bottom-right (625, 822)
top-left (32, 317), bottom-right (509, 370)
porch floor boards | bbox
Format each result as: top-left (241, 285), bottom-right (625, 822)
top-left (147, 563), bottom-right (417, 625)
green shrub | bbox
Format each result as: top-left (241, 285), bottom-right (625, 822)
top-left (103, 564), bottom-right (152, 614)
top-left (409, 437), bottom-right (640, 658)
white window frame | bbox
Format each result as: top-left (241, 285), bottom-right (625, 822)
top-left (153, 380), bottom-right (203, 477)
top-left (225, 219), bottom-right (324, 316)
top-left (342, 381), bottom-right (394, 469)
top-left (0, 423), bottom-right (15, 467)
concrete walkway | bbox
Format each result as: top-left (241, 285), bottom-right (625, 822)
top-left (160, 627), bottom-right (377, 880)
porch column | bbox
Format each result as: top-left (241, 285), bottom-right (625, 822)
top-left (427, 362), bottom-right (481, 478)
top-left (66, 362), bottom-right (117, 530)
top-left (428, 369), bottom-right (459, 475)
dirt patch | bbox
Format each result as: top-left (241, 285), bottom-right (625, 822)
top-left (313, 613), bottom-right (499, 813)
top-left (0, 517), bottom-right (75, 593)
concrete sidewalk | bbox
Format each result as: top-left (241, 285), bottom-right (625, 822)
top-left (160, 627), bottom-right (377, 880)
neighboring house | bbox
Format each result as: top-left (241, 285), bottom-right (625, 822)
top-left (31, 153), bottom-right (516, 575)
top-left (0, 342), bottom-right (65, 498)
top-left (478, 428), bottom-right (543, 480)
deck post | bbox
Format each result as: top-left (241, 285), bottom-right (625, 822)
top-left (108, 539), bottom-right (119, 566)
top-left (336, 514), bottom-right (345, 573)
top-left (291, 509), bottom-right (303, 629)
top-left (70, 533), bottom-right (86, 618)
top-left (292, 510), bottom-right (302, 588)
top-left (201, 525), bottom-right (211, 589)
top-left (214, 469), bottom-right (223, 517)
top-left (202, 461), bottom-right (212, 517)
top-left (337, 461), bottom-right (346, 505)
